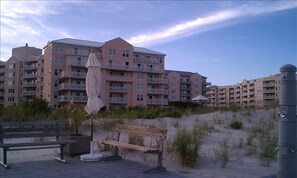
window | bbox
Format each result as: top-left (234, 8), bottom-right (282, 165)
top-left (109, 49), bottom-right (116, 56)
top-left (74, 48), bottom-right (79, 55)
top-left (55, 45), bottom-right (63, 52)
top-left (8, 97), bottom-right (14, 102)
top-left (8, 72), bottom-right (15, 77)
top-left (122, 50), bottom-right (129, 57)
top-left (54, 80), bottom-right (58, 87)
top-left (8, 64), bottom-right (15, 69)
top-left (157, 56), bottom-right (163, 63)
top-left (137, 94), bottom-right (143, 101)
top-left (137, 73), bottom-right (144, 79)
top-left (8, 89), bottom-right (14, 93)
top-left (8, 81), bottom-right (15, 86)
top-left (137, 83), bottom-right (144, 90)
top-left (54, 92), bottom-right (58, 99)
top-left (54, 57), bottom-right (63, 64)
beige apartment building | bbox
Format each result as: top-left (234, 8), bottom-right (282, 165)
top-left (165, 70), bottom-right (209, 102)
top-left (2, 37), bottom-right (210, 110)
top-left (0, 61), bottom-right (5, 107)
top-left (206, 75), bottom-right (282, 108)
top-left (3, 44), bottom-right (42, 107)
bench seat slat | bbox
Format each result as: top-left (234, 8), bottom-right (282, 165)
top-left (102, 140), bottom-right (159, 152)
top-left (0, 140), bottom-right (76, 148)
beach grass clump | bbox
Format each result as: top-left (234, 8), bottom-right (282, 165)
top-left (128, 134), bottom-right (144, 146)
top-left (213, 134), bottom-right (233, 168)
top-left (229, 120), bottom-right (243, 130)
top-left (173, 126), bottom-right (201, 167)
top-left (258, 132), bottom-right (278, 167)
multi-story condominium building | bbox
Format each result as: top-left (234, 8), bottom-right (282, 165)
top-left (0, 61), bottom-right (5, 107)
top-left (3, 44), bottom-right (42, 107)
top-left (42, 37), bottom-right (168, 109)
top-left (165, 70), bottom-right (209, 102)
top-left (3, 38), bottom-right (209, 110)
top-left (206, 74), bottom-right (282, 108)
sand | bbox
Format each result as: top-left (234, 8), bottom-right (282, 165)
top-left (5, 108), bottom-right (279, 177)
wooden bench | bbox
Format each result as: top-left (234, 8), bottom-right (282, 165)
top-left (102, 124), bottom-right (167, 174)
top-left (0, 120), bottom-right (76, 168)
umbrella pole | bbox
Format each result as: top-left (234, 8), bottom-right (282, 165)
top-left (91, 114), bottom-right (94, 142)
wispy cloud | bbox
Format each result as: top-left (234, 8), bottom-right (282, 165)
top-left (0, 1), bottom-right (73, 60)
top-left (127, 1), bottom-right (297, 46)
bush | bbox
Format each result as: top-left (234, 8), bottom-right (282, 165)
top-left (229, 120), bottom-right (243, 129)
top-left (174, 128), bottom-right (201, 167)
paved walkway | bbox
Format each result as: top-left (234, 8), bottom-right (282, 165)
top-left (0, 156), bottom-right (187, 178)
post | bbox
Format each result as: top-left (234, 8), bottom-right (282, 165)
top-left (277, 64), bottom-right (297, 178)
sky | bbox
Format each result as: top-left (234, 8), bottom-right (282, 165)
top-left (1, 0), bottom-right (296, 86)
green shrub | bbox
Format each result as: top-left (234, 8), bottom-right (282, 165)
top-left (229, 120), bottom-right (243, 129)
top-left (173, 127), bottom-right (201, 167)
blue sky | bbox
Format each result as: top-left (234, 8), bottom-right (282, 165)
top-left (1, 0), bottom-right (296, 85)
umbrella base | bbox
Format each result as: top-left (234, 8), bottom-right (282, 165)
top-left (80, 153), bottom-right (103, 162)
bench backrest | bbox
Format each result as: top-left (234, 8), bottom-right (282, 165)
top-left (0, 120), bottom-right (71, 141)
top-left (115, 124), bottom-right (167, 139)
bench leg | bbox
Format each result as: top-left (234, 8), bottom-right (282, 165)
top-left (0, 148), bottom-right (8, 168)
top-left (143, 151), bottom-right (166, 174)
top-left (102, 146), bottom-right (122, 161)
top-left (54, 144), bottom-right (66, 163)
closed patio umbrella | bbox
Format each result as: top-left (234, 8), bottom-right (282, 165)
top-left (81, 51), bottom-right (104, 161)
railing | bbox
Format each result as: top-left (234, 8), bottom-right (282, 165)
top-left (147, 78), bottom-right (168, 84)
top-left (147, 99), bottom-right (168, 105)
top-left (263, 89), bottom-right (275, 93)
top-left (0, 76), bottom-right (4, 81)
top-left (69, 61), bottom-right (87, 66)
top-left (102, 63), bottom-right (164, 73)
top-left (109, 97), bottom-right (127, 103)
top-left (263, 95), bottom-right (276, 99)
top-left (22, 82), bottom-right (36, 87)
top-left (133, 57), bottom-right (160, 64)
top-left (0, 92), bottom-right (4, 96)
top-left (59, 72), bottom-right (87, 78)
top-left (58, 95), bottom-right (87, 102)
top-left (109, 86), bottom-right (128, 92)
top-left (147, 88), bottom-right (168, 94)
top-left (180, 80), bottom-right (191, 84)
top-left (0, 69), bottom-right (4, 73)
top-left (58, 83), bottom-right (86, 90)
top-left (263, 82), bottom-right (276, 87)
top-left (23, 64), bottom-right (37, 70)
top-left (22, 91), bottom-right (36, 96)
top-left (65, 50), bottom-right (89, 56)
top-left (23, 74), bottom-right (37, 78)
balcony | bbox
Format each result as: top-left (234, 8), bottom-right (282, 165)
top-left (203, 81), bottom-right (211, 86)
top-left (22, 91), bottom-right (36, 96)
top-left (147, 99), bottom-right (168, 105)
top-left (0, 91), bottom-right (4, 96)
top-left (263, 95), bottom-right (276, 100)
top-left (133, 57), bottom-right (161, 64)
top-left (23, 73), bottom-right (37, 78)
top-left (58, 83), bottom-right (86, 90)
top-left (23, 64), bottom-right (37, 70)
top-left (147, 88), bottom-right (168, 95)
top-left (263, 89), bottom-right (275, 93)
top-left (0, 69), bottom-right (4, 73)
top-left (69, 61), bottom-right (87, 67)
top-left (65, 50), bottom-right (89, 56)
top-left (109, 97), bottom-right (127, 103)
top-left (180, 80), bottom-right (191, 84)
top-left (22, 82), bottom-right (36, 87)
top-left (0, 76), bottom-right (4, 81)
top-left (109, 86), bottom-right (128, 93)
top-left (180, 86), bottom-right (191, 90)
top-left (59, 72), bottom-right (87, 79)
top-left (147, 78), bottom-right (168, 84)
top-left (263, 82), bottom-right (276, 87)
top-left (58, 95), bottom-right (87, 102)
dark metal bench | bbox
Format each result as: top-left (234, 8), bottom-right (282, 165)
top-left (0, 120), bottom-right (76, 168)
top-left (102, 124), bottom-right (167, 174)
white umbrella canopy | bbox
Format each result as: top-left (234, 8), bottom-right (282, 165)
top-left (85, 52), bottom-right (104, 114)
top-left (81, 52), bottom-right (104, 161)
top-left (192, 95), bottom-right (209, 101)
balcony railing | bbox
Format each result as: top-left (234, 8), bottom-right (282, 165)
top-left (263, 89), bottom-right (275, 93)
top-left (58, 95), bottom-right (87, 102)
top-left (147, 99), bottom-right (168, 105)
top-left (59, 72), bottom-right (87, 79)
top-left (147, 78), bottom-right (168, 84)
top-left (65, 50), bottom-right (89, 56)
top-left (22, 82), bottom-right (36, 87)
top-left (109, 97), bottom-right (127, 103)
top-left (263, 95), bottom-right (276, 99)
top-left (0, 69), bottom-right (4, 73)
top-left (58, 83), bottom-right (86, 90)
top-left (23, 64), bottom-right (37, 70)
top-left (22, 91), bottom-right (36, 96)
top-left (0, 92), bottom-right (4, 96)
top-left (69, 61), bottom-right (87, 67)
top-left (109, 86), bottom-right (128, 93)
top-left (180, 80), bottom-right (191, 84)
top-left (23, 74), bottom-right (37, 78)
top-left (102, 63), bottom-right (164, 73)
top-left (0, 76), bottom-right (4, 81)
top-left (147, 88), bottom-right (168, 94)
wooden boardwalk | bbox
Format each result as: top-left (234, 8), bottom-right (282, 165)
top-left (0, 156), bottom-right (186, 178)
